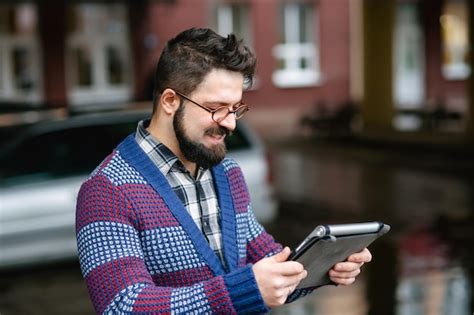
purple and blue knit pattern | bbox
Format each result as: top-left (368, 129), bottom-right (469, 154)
top-left (102, 153), bottom-right (148, 186)
top-left (76, 145), bottom-right (274, 314)
top-left (141, 226), bottom-right (206, 275)
top-left (224, 158), bottom-right (281, 264)
top-left (77, 221), bottom-right (143, 276)
top-left (102, 283), bottom-right (147, 314)
top-left (170, 283), bottom-right (210, 313)
top-left (222, 159), bottom-right (251, 215)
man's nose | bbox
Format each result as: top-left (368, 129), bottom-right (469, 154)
top-left (218, 112), bottom-right (236, 132)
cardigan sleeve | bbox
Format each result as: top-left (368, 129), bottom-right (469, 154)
top-left (233, 171), bottom-right (317, 304)
top-left (76, 174), bottom-right (269, 315)
top-left (244, 205), bottom-right (316, 303)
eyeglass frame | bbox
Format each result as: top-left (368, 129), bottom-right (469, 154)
top-left (169, 89), bottom-right (250, 123)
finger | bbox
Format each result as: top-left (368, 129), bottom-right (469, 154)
top-left (347, 248), bottom-right (372, 263)
top-left (274, 271), bottom-right (307, 291)
top-left (288, 286), bottom-right (293, 296)
top-left (273, 247), bottom-right (291, 263)
top-left (333, 261), bottom-right (363, 272)
top-left (288, 270), bottom-right (308, 285)
top-left (329, 267), bottom-right (360, 279)
top-left (330, 276), bottom-right (356, 286)
top-left (278, 261), bottom-right (306, 276)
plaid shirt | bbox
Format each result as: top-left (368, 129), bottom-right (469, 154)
top-left (135, 120), bottom-right (226, 267)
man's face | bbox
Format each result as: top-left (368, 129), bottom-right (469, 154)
top-left (173, 69), bottom-right (244, 169)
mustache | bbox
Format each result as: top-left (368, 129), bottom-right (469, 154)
top-left (205, 125), bottom-right (231, 137)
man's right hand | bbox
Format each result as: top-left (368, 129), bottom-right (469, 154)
top-left (252, 247), bottom-right (307, 308)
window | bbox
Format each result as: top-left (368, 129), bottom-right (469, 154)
top-left (66, 4), bottom-right (132, 106)
top-left (0, 4), bottom-right (42, 104)
top-left (214, 3), bottom-right (252, 46)
top-left (393, 3), bottom-right (425, 108)
top-left (440, 0), bottom-right (469, 80)
top-left (392, 3), bottom-right (426, 131)
top-left (273, 2), bottom-right (320, 88)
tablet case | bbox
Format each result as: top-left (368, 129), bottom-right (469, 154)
top-left (290, 222), bottom-right (390, 289)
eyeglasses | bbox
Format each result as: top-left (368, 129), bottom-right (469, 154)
top-left (172, 89), bottom-right (249, 123)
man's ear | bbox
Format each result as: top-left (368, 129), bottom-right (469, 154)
top-left (159, 88), bottom-right (180, 115)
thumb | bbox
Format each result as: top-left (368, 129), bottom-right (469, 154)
top-left (273, 247), bottom-right (291, 263)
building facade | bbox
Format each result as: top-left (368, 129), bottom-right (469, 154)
top-left (0, 0), bottom-right (471, 132)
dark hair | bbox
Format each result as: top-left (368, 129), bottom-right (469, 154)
top-left (152, 28), bottom-right (256, 110)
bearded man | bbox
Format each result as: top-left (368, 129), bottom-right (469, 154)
top-left (76, 27), bottom-right (371, 314)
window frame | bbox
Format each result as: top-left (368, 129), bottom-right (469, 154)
top-left (66, 4), bottom-right (133, 106)
top-left (0, 5), bottom-right (43, 104)
top-left (272, 2), bottom-right (321, 88)
top-left (440, 0), bottom-right (470, 81)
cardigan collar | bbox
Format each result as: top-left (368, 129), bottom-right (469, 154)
top-left (117, 134), bottom-right (239, 276)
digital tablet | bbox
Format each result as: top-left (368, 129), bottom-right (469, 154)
top-left (289, 221), bottom-right (390, 289)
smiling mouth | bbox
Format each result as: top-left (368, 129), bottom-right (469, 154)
top-left (205, 126), bottom-right (230, 139)
top-left (207, 133), bottom-right (226, 144)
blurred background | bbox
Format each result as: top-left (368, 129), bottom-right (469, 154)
top-left (0, 0), bottom-right (473, 314)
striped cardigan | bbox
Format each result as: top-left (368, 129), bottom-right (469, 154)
top-left (76, 135), bottom-right (310, 314)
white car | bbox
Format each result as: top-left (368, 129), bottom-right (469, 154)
top-left (0, 110), bottom-right (276, 268)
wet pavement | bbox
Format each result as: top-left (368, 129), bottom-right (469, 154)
top-left (267, 136), bottom-right (473, 315)
top-left (1, 136), bottom-right (473, 315)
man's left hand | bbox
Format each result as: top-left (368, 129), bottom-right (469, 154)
top-left (329, 248), bottom-right (372, 286)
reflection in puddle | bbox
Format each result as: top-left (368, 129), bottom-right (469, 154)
top-left (397, 267), bottom-right (469, 315)
top-left (269, 143), bottom-right (473, 314)
top-left (396, 224), bottom-right (471, 315)
top-left (272, 266), bottom-right (470, 315)
top-left (273, 281), bottom-right (368, 315)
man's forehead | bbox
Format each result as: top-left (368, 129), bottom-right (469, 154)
top-left (199, 69), bottom-right (244, 86)
top-left (191, 69), bottom-right (244, 102)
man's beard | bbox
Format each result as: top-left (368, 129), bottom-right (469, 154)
top-left (173, 104), bottom-right (229, 169)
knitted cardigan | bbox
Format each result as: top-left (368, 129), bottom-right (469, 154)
top-left (76, 134), bottom-right (311, 314)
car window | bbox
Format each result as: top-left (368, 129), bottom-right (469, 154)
top-left (0, 121), bottom-right (136, 184)
top-left (0, 117), bottom-right (253, 185)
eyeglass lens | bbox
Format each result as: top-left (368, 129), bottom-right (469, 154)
top-left (213, 106), bottom-right (248, 122)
